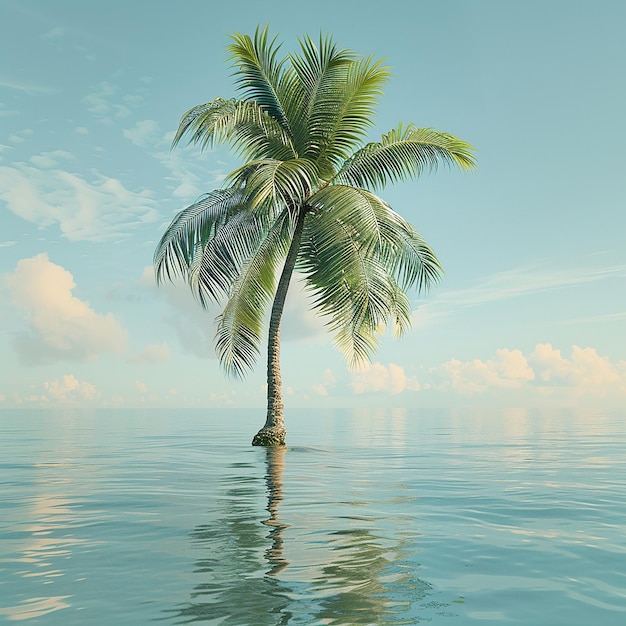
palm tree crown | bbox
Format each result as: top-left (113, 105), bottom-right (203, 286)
top-left (154, 27), bottom-right (476, 444)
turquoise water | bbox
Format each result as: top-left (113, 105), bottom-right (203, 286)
top-left (1, 408), bottom-right (625, 624)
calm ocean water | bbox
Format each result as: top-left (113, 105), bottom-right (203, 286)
top-left (1, 407), bottom-right (625, 625)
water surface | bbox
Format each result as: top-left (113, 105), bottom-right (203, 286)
top-left (1, 408), bottom-right (625, 624)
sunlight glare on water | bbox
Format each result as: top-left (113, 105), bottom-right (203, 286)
top-left (1, 407), bottom-right (625, 624)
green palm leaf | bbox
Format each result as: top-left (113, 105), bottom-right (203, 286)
top-left (335, 123), bottom-right (476, 189)
top-left (192, 203), bottom-right (276, 305)
top-left (287, 35), bottom-right (355, 173)
top-left (172, 97), bottom-right (295, 160)
top-left (216, 209), bottom-right (292, 377)
top-left (227, 26), bottom-right (290, 132)
top-left (314, 56), bottom-right (390, 172)
top-left (299, 209), bottom-right (409, 365)
top-left (154, 187), bottom-right (245, 285)
top-left (308, 184), bottom-right (443, 292)
top-left (227, 157), bottom-right (319, 210)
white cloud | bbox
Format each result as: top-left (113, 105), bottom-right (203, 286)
top-left (122, 123), bottom-right (225, 201)
top-left (208, 391), bottom-right (234, 405)
top-left (5, 253), bottom-right (127, 364)
top-left (44, 374), bottom-right (98, 402)
top-left (130, 343), bottom-right (171, 364)
top-left (82, 81), bottom-right (131, 121)
top-left (83, 79), bottom-right (152, 124)
top-left (0, 162), bottom-right (159, 241)
top-left (139, 265), bottom-right (156, 287)
top-left (429, 344), bottom-right (626, 400)
top-left (531, 343), bottom-right (622, 391)
top-left (10, 375), bottom-right (99, 407)
top-left (312, 368), bottom-right (336, 396)
top-left (158, 145), bottom-right (224, 200)
top-left (29, 150), bottom-right (73, 169)
top-left (351, 362), bottom-right (419, 395)
top-left (433, 349), bottom-right (535, 395)
top-left (136, 380), bottom-right (148, 394)
top-left (0, 241), bottom-right (15, 247)
top-left (123, 120), bottom-right (161, 148)
top-left (11, 393), bottom-right (49, 406)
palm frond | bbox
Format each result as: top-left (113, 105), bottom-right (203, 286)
top-left (335, 124), bottom-right (476, 189)
top-left (378, 215), bottom-right (444, 292)
top-left (227, 26), bottom-right (290, 131)
top-left (172, 97), bottom-right (234, 150)
top-left (287, 34), bottom-right (354, 174)
top-left (308, 184), bottom-right (443, 292)
top-left (227, 157), bottom-right (318, 210)
top-left (171, 97), bottom-right (295, 161)
top-left (215, 209), bottom-right (293, 377)
top-left (313, 56), bottom-right (390, 171)
top-left (192, 204), bottom-right (277, 305)
top-left (386, 277), bottom-right (412, 337)
top-left (298, 210), bottom-right (409, 365)
top-left (154, 187), bottom-right (244, 286)
top-left (308, 184), bottom-right (386, 249)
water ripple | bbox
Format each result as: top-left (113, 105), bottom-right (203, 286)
top-left (1, 408), bottom-right (625, 624)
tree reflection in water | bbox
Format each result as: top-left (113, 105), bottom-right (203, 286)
top-left (167, 447), bottom-right (440, 624)
top-left (261, 446), bottom-right (288, 576)
top-left (167, 447), bottom-right (292, 625)
top-left (311, 527), bottom-right (433, 624)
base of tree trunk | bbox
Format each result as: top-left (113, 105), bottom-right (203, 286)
top-left (251, 425), bottom-right (286, 446)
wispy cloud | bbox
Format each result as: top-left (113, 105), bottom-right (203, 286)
top-left (561, 311), bottom-right (626, 325)
top-left (82, 80), bottom-right (131, 121)
top-left (413, 262), bottom-right (626, 326)
top-left (123, 120), bottom-right (225, 201)
top-left (312, 369), bottom-right (336, 396)
top-left (29, 150), bottom-right (74, 169)
top-left (43, 26), bottom-right (65, 40)
top-left (130, 343), bottom-right (171, 364)
top-left (0, 103), bottom-right (19, 117)
top-left (123, 120), bottom-right (161, 148)
top-left (0, 78), bottom-right (57, 95)
top-left (0, 160), bottom-right (159, 241)
top-left (83, 80), bottom-right (153, 125)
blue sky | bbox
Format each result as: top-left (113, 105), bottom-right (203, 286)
top-left (1, 0), bottom-right (625, 410)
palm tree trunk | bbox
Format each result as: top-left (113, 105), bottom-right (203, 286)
top-left (252, 208), bottom-right (308, 446)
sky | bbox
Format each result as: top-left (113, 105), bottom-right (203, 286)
top-left (1, 0), bottom-right (625, 411)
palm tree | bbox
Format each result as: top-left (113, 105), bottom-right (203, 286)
top-left (154, 27), bottom-right (476, 446)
